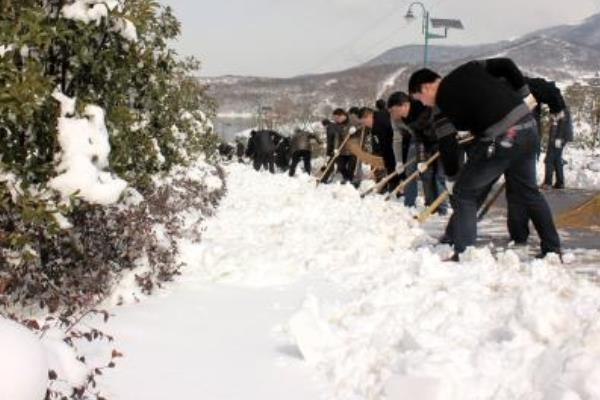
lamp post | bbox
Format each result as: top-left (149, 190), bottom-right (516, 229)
top-left (404, 2), bottom-right (464, 67)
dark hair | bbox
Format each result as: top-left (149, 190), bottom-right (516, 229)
top-left (358, 107), bottom-right (374, 119)
top-left (332, 108), bottom-right (348, 117)
top-left (408, 68), bottom-right (441, 94)
top-left (348, 107), bottom-right (361, 117)
top-left (387, 91), bottom-right (410, 109)
top-left (375, 99), bottom-right (386, 111)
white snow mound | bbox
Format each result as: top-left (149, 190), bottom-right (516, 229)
top-left (0, 318), bottom-right (48, 400)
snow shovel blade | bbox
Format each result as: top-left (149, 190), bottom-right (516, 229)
top-left (555, 192), bottom-right (600, 230)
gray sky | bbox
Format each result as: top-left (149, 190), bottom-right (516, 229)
top-left (159, 0), bottom-right (600, 78)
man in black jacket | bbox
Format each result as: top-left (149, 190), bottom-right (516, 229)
top-left (408, 58), bottom-right (561, 259)
top-left (525, 77), bottom-right (573, 189)
top-left (289, 129), bottom-right (322, 176)
top-left (246, 130), bottom-right (276, 173)
top-left (360, 106), bottom-right (399, 191)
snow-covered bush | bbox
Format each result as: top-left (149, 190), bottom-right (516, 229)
top-left (564, 83), bottom-right (600, 148)
top-left (0, 1), bottom-right (221, 311)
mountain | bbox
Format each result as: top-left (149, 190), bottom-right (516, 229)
top-left (208, 13), bottom-right (600, 138)
top-left (362, 42), bottom-right (510, 67)
top-left (526, 13), bottom-right (600, 51)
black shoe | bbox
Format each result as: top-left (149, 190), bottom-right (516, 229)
top-left (553, 183), bottom-right (565, 190)
top-left (443, 253), bottom-right (460, 263)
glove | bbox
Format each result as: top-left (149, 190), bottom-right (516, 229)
top-left (349, 126), bottom-right (357, 135)
top-left (395, 162), bottom-right (405, 174)
top-left (524, 94), bottom-right (538, 111)
top-left (445, 180), bottom-right (455, 195)
top-left (334, 149), bottom-right (340, 156)
top-left (417, 162), bottom-right (428, 174)
top-left (555, 139), bottom-right (563, 148)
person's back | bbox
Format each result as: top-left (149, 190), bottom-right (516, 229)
top-left (254, 130), bottom-right (276, 154)
top-left (290, 130), bottom-right (314, 153)
top-left (437, 59), bottom-right (530, 138)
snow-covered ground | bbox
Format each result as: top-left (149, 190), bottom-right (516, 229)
top-left (85, 162), bottom-right (600, 400)
top-left (536, 145), bottom-right (600, 189)
top-left (561, 146), bottom-right (600, 189)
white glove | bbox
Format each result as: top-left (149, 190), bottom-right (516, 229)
top-left (417, 162), bottom-right (428, 174)
top-left (550, 111), bottom-right (565, 126)
top-left (395, 162), bottom-right (405, 174)
top-left (524, 94), bottom-right (538, 111)
top-left (334, 149), bottom-right (340, 156)
top-left (555, 139), bottom-right (563, 148)
top-left (457, 131), bottom-right (471, 139)
top-left (349, 126), bottom-right (357, 135)
top-left (445, 180), bottom-right (455, 195)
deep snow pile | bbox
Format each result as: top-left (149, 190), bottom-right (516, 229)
top-left (182, 164), bottom-right (429, 287)
top-left (185, 164), bottom-right (600, 400)
top-left (0, 318), bottom-right (48, 400)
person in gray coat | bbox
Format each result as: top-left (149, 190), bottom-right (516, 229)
top-left (289, 128), bottom-right (323, 176)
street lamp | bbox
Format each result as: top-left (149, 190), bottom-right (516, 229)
top-left (404, 2), bottom-right (464, 66)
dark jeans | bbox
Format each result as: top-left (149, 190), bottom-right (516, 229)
top-left (253, 152), bottom-right (275, 173)
top-left (322, 155), bottom-right (356, 184)
top-left (544, 143), bottom-right (565, 187)
top-left (289, 150), bottom-right (312, 176)
top-left (421, 159), bottom-right (448, 214)
top-left (404, 145), bottom-right (418, 207)
top-left (452, 119), bottom-right (561, 255)
top-left (337, 155), bottom-right (356, 183)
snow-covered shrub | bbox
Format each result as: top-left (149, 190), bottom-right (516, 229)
top-left (564, 83), bottom-right (600, 148)
top-left (0, 162), bottom-right (225, 312)
top-left (0, 1), bottom-right (221, 311)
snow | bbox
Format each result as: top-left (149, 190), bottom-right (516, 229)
top-left (61, 0), bottom-right (117, 25)
top-left (84, 162), bottom-right (600, 400)
top-left (50, 91), bottom-right (127, 205)
top-left (111, 17), bottom-right (138, 42)
top-left (0, 44), bottom-right (14, 57)
top-left (0, 318), bottom-right (48, 400)
top-left (41, 329), bottom-right (89, 391)
top-left (538, 146), bottom-right (600, 189)
top-left (377, 67), bottom-right (407, 99)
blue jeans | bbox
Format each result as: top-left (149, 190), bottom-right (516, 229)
top-left (421, 159), bottom-right (448, 214)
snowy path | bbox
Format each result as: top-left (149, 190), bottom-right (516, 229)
top-left (97, 164), bottom-right (600, 400)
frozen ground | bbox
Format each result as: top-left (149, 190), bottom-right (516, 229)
top-left (90, 162), bottom-right (600, 400)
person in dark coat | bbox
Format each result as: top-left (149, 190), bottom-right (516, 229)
top-left (274, 134), bottom-right (291, 172)
top-left (409, 58), bottom-right (561, 260)
top-left (360, 105), bottom-right (398, 191)
top-left (323, 109), bottom-right (357, 184)
top-left (246, 130), bottom-right (276, 173)
top-left (218, 142), bottom-right (234, 161)
top-left (289, 129), bottom-right (323, 176)
top-left (525, 77), bottom-right (573, 189)
top-left (235, 138), bottom-right (246, 163)
top-left (410, 106), bottom-right (448, 215)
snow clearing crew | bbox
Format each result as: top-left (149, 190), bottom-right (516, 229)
top-left (408, 58), bottom-right (562, 261)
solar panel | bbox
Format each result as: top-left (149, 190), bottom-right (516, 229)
top-left (430, 18), bottom-right (464, 30)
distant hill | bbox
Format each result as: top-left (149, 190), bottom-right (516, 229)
top-left (208, 12), bottom-right (600, 136)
